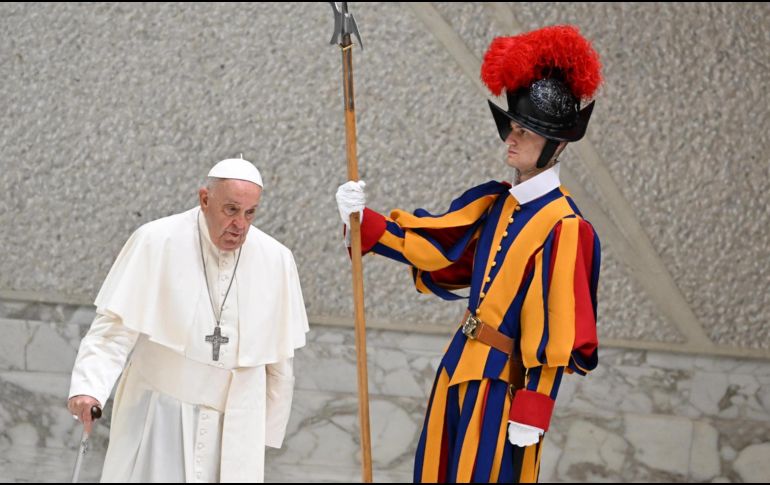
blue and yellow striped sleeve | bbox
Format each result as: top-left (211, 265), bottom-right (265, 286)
top-left (359, 182), bottom-right (509, 300)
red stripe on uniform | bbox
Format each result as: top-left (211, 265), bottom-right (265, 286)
top-left (360, 208), bottom-right (388, 253)
top-left (573, 221), bottom-right (598, 357)
top-left (438, 418), bottom-right (448, 483)
top-left (508, 389), bottom-right (555, 431)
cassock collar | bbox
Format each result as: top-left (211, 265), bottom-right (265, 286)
top-left (508, 164), bottom-right (561, 205)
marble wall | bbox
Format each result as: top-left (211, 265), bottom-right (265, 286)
top-left (1, 298), bottom-right (768, 482)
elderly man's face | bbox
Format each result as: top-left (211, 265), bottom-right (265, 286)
top-left (199, 179), bottom-right (262, 251)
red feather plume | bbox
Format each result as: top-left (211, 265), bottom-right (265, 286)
top-left (481, 25), bottom-right (602, 100)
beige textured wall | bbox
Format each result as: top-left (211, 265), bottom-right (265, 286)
top-left (1, 3), bottom-right (767, 355)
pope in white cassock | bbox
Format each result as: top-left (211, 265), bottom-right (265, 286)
top-left (67, 158), bottom-right (309, 482)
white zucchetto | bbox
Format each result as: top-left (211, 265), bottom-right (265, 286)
top-left (208, 158), bottom-right (263, 188)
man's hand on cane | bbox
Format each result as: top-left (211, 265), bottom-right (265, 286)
top-left (67, 395), bottom-right (101, 435)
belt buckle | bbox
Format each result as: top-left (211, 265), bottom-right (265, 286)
top-left (462, 313), bottom-right (482, 340)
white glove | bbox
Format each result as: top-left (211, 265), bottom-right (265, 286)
top-left (507, 421), bottom-right (544, 447)
top-left (336, 180), bottom-right (366, 225)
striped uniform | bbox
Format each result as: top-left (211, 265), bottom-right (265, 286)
top-left (359, 177), bottom-right (600, 483)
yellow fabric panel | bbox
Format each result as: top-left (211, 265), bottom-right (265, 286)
top-left (498, 359), bottom-right (511, 383)
top-left (478, 197), bottom-right (574, 332)
top-left (402, 230), bottom-right (454, 271)
top-left (536, 365), bottom-right (558, 396)
top-left (421, 369), bottom-right (450, 483)
top-left (490, 386), bottom-right (512, 483)
top-left (545, 217), bottom-right (579, 366)
top-left (414, 271), bottom-right (433, 295)
top-left (458, 381), bottom-right (468, 412)
top-left (456, 379), bottom-right (489, 482)
top-left (390, 195), bottom-right (498, 229)
top-left (520, 251), bottom-right (545, 368)
top-left (448, 339), bottom-right (491, 386)
top-left (378, 227), bottom-right (406, 253)
top-left (480, 197), bottom-right (518, 292)
top-left (379, 227), bottom-right (454, 272)
top-left (520, 441), bottom-right (540, 483)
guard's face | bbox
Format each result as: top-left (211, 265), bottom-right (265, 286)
top-left (199, 179), bottom-right (262, 251)
top-left (504, 121), bottom-right (547, 172)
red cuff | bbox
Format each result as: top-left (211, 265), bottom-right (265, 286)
top-left (508, 389), bottom-right (555, 431)
top-left (359, 208), bottom-right (387, 253)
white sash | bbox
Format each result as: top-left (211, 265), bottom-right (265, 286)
top-left (131, 340), bottom-right (266, 482)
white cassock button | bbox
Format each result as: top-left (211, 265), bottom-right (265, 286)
top-left (198, 443), bottom-right (204, 450)
top-left (197, 472), bottom-right (202, 479)
top-left (218, 362), bottom-right (224, 368)
top-left (201, 414), bottom-right (208, 420)
top-left (201, 429), bottom-right (207, 435)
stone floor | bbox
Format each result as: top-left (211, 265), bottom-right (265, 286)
top-left (1, 299), bottom-right (770, 482)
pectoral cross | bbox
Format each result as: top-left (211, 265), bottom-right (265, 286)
top-left (205, 326), bottom-right (229, 361)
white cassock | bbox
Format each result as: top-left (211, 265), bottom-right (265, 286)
top-left (69, 207), bottom-right (309, 483)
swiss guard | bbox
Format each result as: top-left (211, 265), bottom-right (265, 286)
top-left (336, 25), bottom-right (603, 483)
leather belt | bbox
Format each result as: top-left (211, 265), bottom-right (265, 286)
top-left (461, 310), bottom-right (524, 392)
top-left (461, 310), bottom-right (514, 355)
